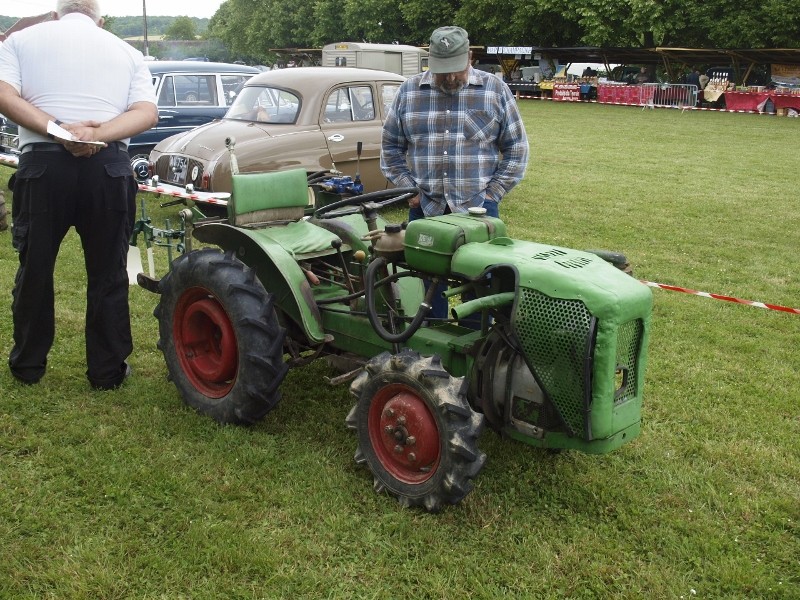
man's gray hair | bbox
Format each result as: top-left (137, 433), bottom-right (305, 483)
top-left (56, 0), bottom-right (101, 21)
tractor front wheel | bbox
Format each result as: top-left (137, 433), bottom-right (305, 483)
top-left (155, 248), bottom-right (288, 424)
top-left (346, 350), bottom-right (486, 512)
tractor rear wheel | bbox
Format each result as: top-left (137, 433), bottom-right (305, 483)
top-left (155, 248), bottom-right (288, 424)
top-left (346, 350), bottom-right (486, 512)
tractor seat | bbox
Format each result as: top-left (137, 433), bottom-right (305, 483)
top-left (229, 168), bottom-right (346, 258)
top-left (229, 168), bottom-right (312, 225)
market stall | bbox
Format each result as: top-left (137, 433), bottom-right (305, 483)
top-left (722, 89), bottom-right (800, 113)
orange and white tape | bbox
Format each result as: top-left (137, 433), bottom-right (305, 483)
top-left (642, 280), bottom-right (800, 315)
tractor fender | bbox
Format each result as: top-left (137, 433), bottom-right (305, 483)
top-left (192, 222), bottom-right (327, 344)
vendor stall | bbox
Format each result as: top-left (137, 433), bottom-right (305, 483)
top-left (721, 89), bottom-right (800, 113)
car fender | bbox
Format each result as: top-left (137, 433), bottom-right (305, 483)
top-left (192, 222), bottom-right (327, 344)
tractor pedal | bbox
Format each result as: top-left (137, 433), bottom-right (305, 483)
top-left (324, 366), bottom-right (364, 386)
top-left (137, 273), bottom-right (161, 293)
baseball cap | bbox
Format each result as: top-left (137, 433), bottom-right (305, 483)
top-left (428, 26), bottom-right (470, 74)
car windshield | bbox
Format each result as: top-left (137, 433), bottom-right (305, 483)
top-left (226, 86), bottom-right (300, 124)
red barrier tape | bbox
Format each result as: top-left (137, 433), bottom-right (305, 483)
top-left (137, 183), bottom-right (229, 204)
top-left (641, 280), bottom-right (800, 315)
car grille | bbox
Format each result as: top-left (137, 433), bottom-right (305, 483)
top-left (154, 154), bottom-right (206, 188)
top-left (0, 132), bottom-right (20, 154)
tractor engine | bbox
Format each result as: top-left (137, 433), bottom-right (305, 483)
top-left (402, 211), bottom-right (652, 454)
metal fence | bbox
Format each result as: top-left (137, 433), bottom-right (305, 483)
top-left (640, 83), bottom-right (698, 110)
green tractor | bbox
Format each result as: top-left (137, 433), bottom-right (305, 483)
top-left (140, 164), bottom-right (652, 512)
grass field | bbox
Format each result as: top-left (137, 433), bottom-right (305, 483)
top-left (1, 101), bottom-right (798, 599)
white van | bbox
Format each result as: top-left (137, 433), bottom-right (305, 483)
top-left (322, 42), bottom-right (428, 77)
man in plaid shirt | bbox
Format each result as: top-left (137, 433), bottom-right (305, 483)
top-left (380, 25), bottom-right (529, 221)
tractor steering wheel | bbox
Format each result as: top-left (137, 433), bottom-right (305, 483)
top-left (313, 187), bottom-right (419, 219)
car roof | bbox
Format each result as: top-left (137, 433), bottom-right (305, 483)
top-left (146, 61), bottom-right (261, 75)
top-left (243, 66), bottom-right (406, 88)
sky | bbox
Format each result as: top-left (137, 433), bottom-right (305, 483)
top-left (9, 0), bottom-right (225, 19)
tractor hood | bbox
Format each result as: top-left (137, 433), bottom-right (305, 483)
top-left (452, 236), bottom-right (652, 444)
top-left (451, 237), bottom-right (652, 322)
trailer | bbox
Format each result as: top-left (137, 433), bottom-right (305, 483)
top-left (322, 42), bottom-right (428, 77)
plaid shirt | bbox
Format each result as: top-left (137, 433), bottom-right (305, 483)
top-left (381, 68), bottom-right (528, 216)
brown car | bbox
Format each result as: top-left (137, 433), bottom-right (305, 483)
top-left (148, 67), bottom-right (405, 204)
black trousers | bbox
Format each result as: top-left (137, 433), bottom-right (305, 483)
top-left (9, 143), bottom-right (137, 387)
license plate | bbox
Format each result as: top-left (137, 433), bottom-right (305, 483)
top-left (168, 155), bottom-right (189, 184)
top-left (0, 133), bottom-right (19, 151)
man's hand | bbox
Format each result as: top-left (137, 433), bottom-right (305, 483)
top-left (62, 121), bottom-right (106, 158)
top-left (408, 194), bottom-right (420, 208)
top-left (62, 139), bottom-right (102, 157)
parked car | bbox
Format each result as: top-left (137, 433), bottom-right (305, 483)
top-left (147, 67), bottom-right (405, 203)
top-left (0, 60), bottom-right (260, 181)
top-left (130, 61), bottom-right (260, 180)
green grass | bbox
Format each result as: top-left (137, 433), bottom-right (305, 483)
top-left (1, 102), bottom-right (798, 599)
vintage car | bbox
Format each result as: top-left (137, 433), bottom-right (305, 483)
top-left (147, 67), bottom-right (405, 203)
top-left (0, 60), bottom-right (259, 180)
top-left (130, 60), bottom-right (260, 180)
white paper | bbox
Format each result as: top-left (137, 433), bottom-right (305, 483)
top-left (46, 120), bottom-right (106, 146)
top-left (126, 245), bottom-right (143, 285)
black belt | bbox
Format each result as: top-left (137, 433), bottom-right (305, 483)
top-left (21, 141), bottom-right (128, 154)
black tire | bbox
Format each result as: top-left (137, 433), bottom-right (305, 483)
top-left (154, 248), bottom-right (288, 424)
top-left (345, 350), bottom-right (486, 512)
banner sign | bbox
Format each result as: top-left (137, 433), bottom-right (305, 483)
top-left (772, 64), bottom-right (800, 86)
top-left (553, 83), bottom-right (581, 101)
top-left (487, 46), bottom-right (533, 56)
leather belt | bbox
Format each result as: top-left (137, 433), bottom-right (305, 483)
top-left (21, 141), bottom-right (128, 154)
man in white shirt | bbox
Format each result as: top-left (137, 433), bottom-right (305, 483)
top-left (0, 0), bottom-right (158, 389)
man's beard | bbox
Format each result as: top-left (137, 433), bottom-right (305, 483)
top-left (437, 80), bottom-right (466, 95)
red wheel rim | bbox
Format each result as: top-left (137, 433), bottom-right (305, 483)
top-left (367, 383), bottom-right (440, 484)
top-left (174, 287), bottom-right (237, 397)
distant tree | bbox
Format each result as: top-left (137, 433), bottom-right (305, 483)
top-left (163, 16), bottom-right (197, 41)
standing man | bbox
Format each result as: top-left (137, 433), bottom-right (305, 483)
top-left (0, 0), bottom-right (158, 389)
top-left (381, 25), bottom-right (528, 221)
top-left (381, 25), bottom-right (528, 321)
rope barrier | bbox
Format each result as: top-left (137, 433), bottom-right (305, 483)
top-left (641, 280), bottom-right (800, 315)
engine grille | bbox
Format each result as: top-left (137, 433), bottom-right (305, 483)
top-left (614, 319), bottom-right (643, 405)
top-left (514, 288), bottom-right (593, 436)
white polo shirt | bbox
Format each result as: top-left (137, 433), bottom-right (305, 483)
top-left (0, 13), bottom-right (156, 147)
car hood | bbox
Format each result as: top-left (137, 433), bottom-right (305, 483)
top-left (154, 119), bottom-right (280, 160)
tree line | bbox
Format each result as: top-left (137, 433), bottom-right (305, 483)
top-left (5, 0), bottom-right (799, 66)
top-left (206, 0), bottom-right (800, 64)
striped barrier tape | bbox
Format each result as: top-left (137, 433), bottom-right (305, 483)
top-left (641, 280), bottom-right (800, 315)
top-left (137, 183), bottom-right (230, 205)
